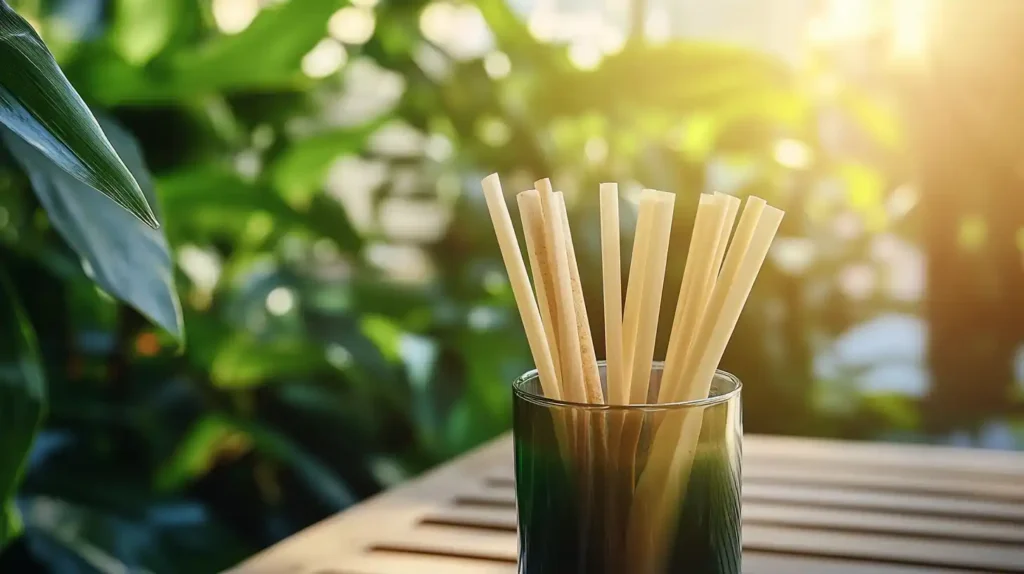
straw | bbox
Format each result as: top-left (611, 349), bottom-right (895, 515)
top-left (537, 179), bottom-right (587, 404)
top-left (555, 192), bottom-right (604, 404)
top-left (608, 191), bottom-right (656, 464)
top-left (619, 191), bottom-right (675, 488)
top-left (480, 174), bottom-right (560, 401)
top-left (484, 173), bottom-right (784, 572)
top-left (658, 194), bottom-right (726, 404)
top-left (517, 189), bottom-right (563, 391)
top-left (712, 192), bottom-right (741, 277)
top-left (628, 198), bottom-right (783, 569)
top-left (600, 183), bottom-right (624, 406)
top-left (625, 191), bottom-right (675, 406)
top-left (619, 190), bottom-right (658, 401)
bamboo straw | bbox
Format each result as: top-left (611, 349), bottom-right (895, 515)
top-left (620, 191), bottom-right (658, 401)
top-left (517, 189), bottom-right (563, 392)
top-left (486, 172), bottom-right (784, 572)
top-left (712, 192), bottom-right (741, 277)
top-left (543, 192), bottom-right (587, 404)
top-left (555, 192), bottom-right (604, 404)
top-left (628, 199), bottom-right (783, 569)
top-left (538, 180), bottom-right (587, 404)
top-left (625, 191), bottom-right (675, 406)
top-left (619, 191), bottom-right (675, 488)
top-left (658, 195), bottom-right (727, 404)
top-left (600, 183), bottom-right (624, 406)
top-left (598, 182), bottom-right (626, 571)
top-left (480, 174), bottom-right (561, 401)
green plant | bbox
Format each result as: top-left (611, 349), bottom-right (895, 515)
top-left (1, 0), bottom-right (180, 554)
top-left (0, 0), bottom-right (922, 572)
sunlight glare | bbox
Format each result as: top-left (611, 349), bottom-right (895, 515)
top-left (213, 0), bottom-right (259, 34)
top-left (301, 39), bottom-right (347, 78)
top-left (585, 137), bottom-right (608, 164)
top-left (569, 41), bottom-right (602, 70)
top-left (774, 139), bottom-right (813, 170)
top-left (528, 9), bottom-right (558, 42)
top-left (266, 287), bottom-right (296, 316)
top-left (329, 6), bottom-right (376, 45)
top-left (484, 51), bottom-right (512, 79)
top-left (891, 0), bottom-right (929, 61)
top-left (420, 2), bottom-right (492, 60)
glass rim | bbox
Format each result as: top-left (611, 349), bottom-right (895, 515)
top-left (512, 361), bottom-right (742, 412)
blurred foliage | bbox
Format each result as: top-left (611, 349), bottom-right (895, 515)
top-left (1, 0), bottom-right (1019, 572)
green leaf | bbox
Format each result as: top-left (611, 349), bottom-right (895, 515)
top-left (2, 118), bottom-right (184, 339)
top-left (835, 161), bottom-right (885, 211)
top-left (533, 42), bottom-right (792, 121)
top-left (0, 1), bottom-right (158, 227)
top-left (837, 88), bottom-right (904, 151)
top-left (170, 0), bottom-right (345, 92)
top-left (242, 419), bottom-right (356, 508)
top-left (209, 335), bottom-right (331, 389)
top-left (0, 267), bottom-right (46, 551)
top-left (270, 120), bottom-right (388, 203)
top-left (1, 499), bottom-right (21, 549)
top-left (179, 415), bottom-right (355, 508)
top-left (156, 416), bottom-right (252, 491)
top-left (110, 0), bottom-right (178, 65)
top-left (159, 165), bottom-right (363, 254)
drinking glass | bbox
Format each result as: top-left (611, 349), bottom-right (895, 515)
top-left (512, 362), bottom-right (742, 574)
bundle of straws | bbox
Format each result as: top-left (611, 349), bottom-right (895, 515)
top-left (482, 173), bottom-right (783, 570)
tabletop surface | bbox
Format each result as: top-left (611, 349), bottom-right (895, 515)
top-left (229, 433), bottom-right (1024, 574)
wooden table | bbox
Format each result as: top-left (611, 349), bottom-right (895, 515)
top-left (229, 434), bottom-right (1024, 574)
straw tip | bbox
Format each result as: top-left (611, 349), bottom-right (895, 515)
top-left (481, 173), bottom-right (503, 197)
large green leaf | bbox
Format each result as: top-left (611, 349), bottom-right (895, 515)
top-left (0, 1), bottom-right (158, 228)
top-left (2, 118), bottom-right (183, 339)
top-left (0, 267), bottom-right (46, 551)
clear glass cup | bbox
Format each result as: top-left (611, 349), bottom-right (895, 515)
top-left (512, 362), bottom-right (742, 574)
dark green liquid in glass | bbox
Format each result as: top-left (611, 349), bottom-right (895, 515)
top-left (513, 368), bottom-right (741, 574)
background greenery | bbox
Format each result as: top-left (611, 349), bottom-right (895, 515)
top-left (0, 0), bottom-right (1022, 571)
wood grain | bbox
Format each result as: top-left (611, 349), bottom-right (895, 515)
top-left (228, 434), bottom-right (1024, 574)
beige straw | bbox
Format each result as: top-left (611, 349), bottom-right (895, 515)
top-left (480, 174), bottom-right (561, 401)
top-left (628, 199), bottom-right (783, 569)
top-left (541, 184), bottom-right (587, 403)
top-left (620, 190), bottom-right (658, 402)
top-left (600, 183), bottom-right (624, 406)
top-left (625, 191), bottom-right (675, 405)
top-left (517, 189), bottom-right (563, 391)
top-left (555, 192), bottom-right (604, 404)
top-left (658, 194), bottom-right (727, 404)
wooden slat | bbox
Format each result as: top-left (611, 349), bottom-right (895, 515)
top-left (341, 552), bottom-right (516, 574)
top-left (744, 435), bottom-right (1024, 478)
top-left (744, 524), bottom-right (1024, 572)
top-left (744, 482), bottom-right (1024, 523)
top-left (743, 502), bottom-right (1024, 545)
top-left (226, 438), bottom-right (513, 574)
top-left (229, 434), bottom-right (1024, 574)
top-left (374, 525), bottom-right (517, 563)
top-left (423, 502), bottom-right (1024, 547)
top-left (745, 462), bottom-right (1024, 501)
top-left (742, 552), bottom-right (975, 574)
